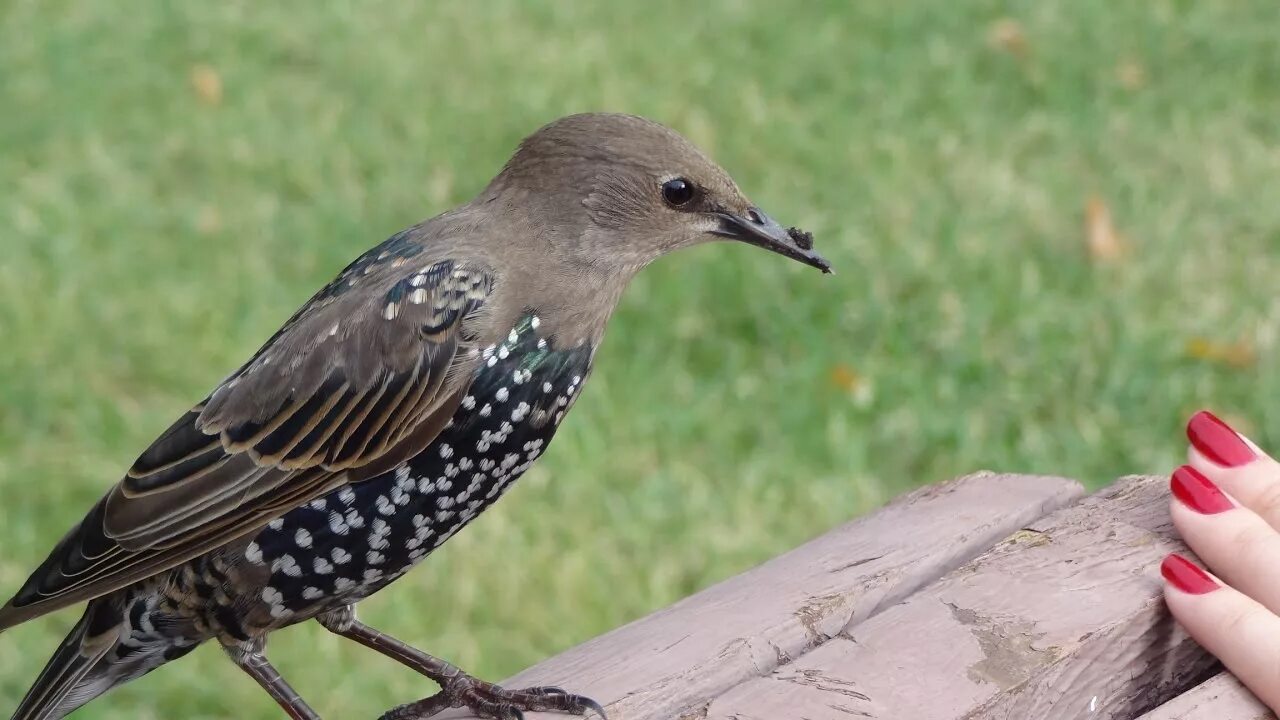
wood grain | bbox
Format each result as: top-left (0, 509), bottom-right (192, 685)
top-left (706, 474), bottom-right (1215, 720)
top-left (1138, 672), bottom-right (1274, 720)
top-left (431, 472), bottom-right (1084, 720)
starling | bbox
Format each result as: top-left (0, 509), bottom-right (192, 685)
top-left (1, 113), bottom-right (830, 720)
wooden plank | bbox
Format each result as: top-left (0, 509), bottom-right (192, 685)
top-left (1138, 672), bottom-right (1274, 720)
top-left (706, 474), bottom-right (1216, 720)
top-left (431, 472), bottom-right (1084, 720)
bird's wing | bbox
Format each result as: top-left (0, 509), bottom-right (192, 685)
top-left (0, 252), bottom-right (494, 630)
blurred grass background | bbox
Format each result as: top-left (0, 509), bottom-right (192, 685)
top-left (2, 0), bottom-right (1279, 717)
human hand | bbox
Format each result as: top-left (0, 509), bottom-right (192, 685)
top-left (1162, 410), bottom-right (1280, 711)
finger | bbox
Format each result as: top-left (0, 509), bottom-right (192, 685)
top-left (1162, 553), bottom-right (1280, 711)
top-left (1186, 411), bottom-right (1280, 529)
top-left (1170, 465), bottom-right (1280, 615)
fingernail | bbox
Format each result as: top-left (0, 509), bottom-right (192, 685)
top-left (1161, 553), bottom-right (1219, 595)
top-left (1187, 410), bottom-right (1255, 468)
top-left (1170, 465), bottom-right (1234, 514)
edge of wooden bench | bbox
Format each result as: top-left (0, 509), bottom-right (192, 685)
top-left (434, 471), bottom-right (1084, 720)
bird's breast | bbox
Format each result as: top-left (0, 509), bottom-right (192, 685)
top-left (230, 312), bottom-right (594, 629)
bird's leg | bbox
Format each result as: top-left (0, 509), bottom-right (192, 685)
top-left (223, 638), bottom-right (321, 720)
top-left (316, 607), bottom-right (606, 720)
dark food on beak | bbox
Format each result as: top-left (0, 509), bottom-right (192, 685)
top-left (787, 226), bottom-right (814, 250)
top-left (711, 206), bottom-right (832, 274)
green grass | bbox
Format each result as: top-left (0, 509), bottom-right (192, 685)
top-left (2, 1), bottom-right (1278, 717)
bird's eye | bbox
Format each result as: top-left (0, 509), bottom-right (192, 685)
top-left (661, 178), bottom-right (696, 207)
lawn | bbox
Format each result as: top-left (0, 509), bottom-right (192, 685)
top-left (1, 1), bottom-right (1278, 717)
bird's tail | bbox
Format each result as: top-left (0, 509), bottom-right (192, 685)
top-left (10, 602), bottom-right (116, 720)
top-left (9, 591), bottom-right (207, 720)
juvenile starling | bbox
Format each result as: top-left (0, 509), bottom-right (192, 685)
top-left (1, 113), bottom-right (829, 720)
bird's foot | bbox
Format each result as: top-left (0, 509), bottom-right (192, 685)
top-left (379, 678), bottom-right (606, 720)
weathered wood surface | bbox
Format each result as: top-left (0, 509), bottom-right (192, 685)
top-left (1139, 672), bottom-right (1274, 720)
top-left (706, 474), bottom-right (1214, 720)
top-left (434, 472), bottom-right (1084, 720)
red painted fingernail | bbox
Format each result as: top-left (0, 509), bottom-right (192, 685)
top-left (1161, 554), bottom-right (1219, 595)
top-left (1187, 411), bottom-right (1255, 468)
top-left (1170, 465), bottom-right (1234, 514)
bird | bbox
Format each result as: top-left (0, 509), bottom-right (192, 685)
top-left (1, 112), bottom-right (830, 720)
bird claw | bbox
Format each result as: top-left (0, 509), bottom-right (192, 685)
top-left (522, 687), bottom-right (607, 720)
top-left (378, 678), bottom-right (606, 720)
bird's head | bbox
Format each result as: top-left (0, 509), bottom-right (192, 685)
top-left (487, 113), bottom-right (831, 276)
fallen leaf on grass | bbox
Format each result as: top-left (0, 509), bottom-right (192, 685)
top-left (190, 64), bottom-right (223, 106)
top-left (830, 364), bottom-right (862, 392)
top-left (829, 364), bottom-right (875, 407)
top-left (987, 18), bottom-right (1029, 59)
top-left (1116, 59), bottom-right (1147, 90)
top-left (1085, 195), bottom-right (1128, 264)
top-left (1185, 337), bottom-right (1256, 369)
top-left (196, 205), bottom-right (221, 235)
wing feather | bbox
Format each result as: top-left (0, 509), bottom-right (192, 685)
top-left (276, 382), bottom-right (363, 467)
top-left (0, 255), bottom-right (494, 631)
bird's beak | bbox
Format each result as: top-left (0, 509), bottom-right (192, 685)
top-left (710, 207), bottom-right (832, 274)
